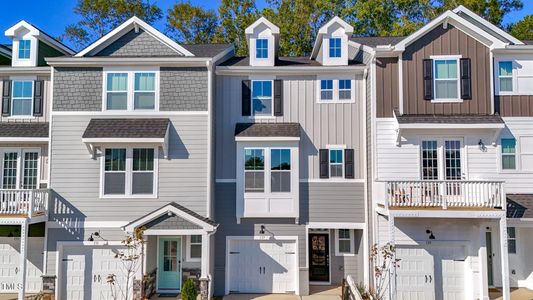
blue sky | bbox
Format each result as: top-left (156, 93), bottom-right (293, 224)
top-left (0, 0), bottom-right (531, 47)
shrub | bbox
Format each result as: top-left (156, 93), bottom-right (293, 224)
top-left (182, 279), bottom-right (198, 300)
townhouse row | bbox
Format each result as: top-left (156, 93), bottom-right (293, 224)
top-left (0, 5), bottom-right (531, 300)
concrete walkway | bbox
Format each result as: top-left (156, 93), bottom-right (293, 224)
top-left (490, 287), bottom-right (533, 300)
top-left (222, 285), bottom-right (341, 300)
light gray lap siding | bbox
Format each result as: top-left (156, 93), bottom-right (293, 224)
top-left (49, 114), bottom-right (208, 223)
top-left (92, 29), bottom-right (179, 57)
top-left (160, 67), bottom-right (208, 111)
top-left (53, 67), bottom-right (103, 111)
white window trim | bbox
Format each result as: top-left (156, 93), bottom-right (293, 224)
top-left (430, 55), bottom-right (462, 103)
top-left (99, 147), bottom-right (159, 198)
top-left (317, 77), bottom-right (356, 103)
top-left (496, 61), bottom-right (514, 94)
top-left (0, 147), bottom-right (41, 190)
top-left (250, 79), bottom-right (274, 117)
top-left (243, 147), bottom-right (293, 194)
top-left (335, 229), bottom-right (355, 256)
top-left (327, 146), bottom-right (345, 179)
top-left (418, 137), bottom-right (466, 180)
top-left (255, 38), bottom-right (269, 60)
top-left (186, 235), bottom-right (202, 262)
top-left (10, 80), bottom-right (34, 118)
top-left (102, 68), bottom-right (160, 112)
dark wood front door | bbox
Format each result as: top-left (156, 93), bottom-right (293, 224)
top-left (309, 233), bottom-right (329, 282)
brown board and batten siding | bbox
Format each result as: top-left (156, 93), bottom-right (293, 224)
top-left (402, 24), bottom-right (491, 115)
top-left (376, 57), bottom-right (400, 117)
top-left (497, 95), bottom-right (533, 117)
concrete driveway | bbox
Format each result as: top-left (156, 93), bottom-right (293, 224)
top-left (222, 285), bottom-right (341, 300)
top-left (490, 288), bottom-right (533, 300)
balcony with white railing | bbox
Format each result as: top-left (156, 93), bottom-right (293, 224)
top-left (0, 189), bottom-right (50, 218)
top-left (383, 180), bottom-right (505, 210)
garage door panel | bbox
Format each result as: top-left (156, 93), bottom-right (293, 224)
top-left (0, 237), bottom-right (43, 293)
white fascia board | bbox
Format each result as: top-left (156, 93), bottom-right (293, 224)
top-left (5, 20), bottom-right (74, 55)
top-left (0, 67), bottom-right (51, 75)
top-left (82, 137), bottom-right (165, 144)
top-left (398, 123), bottom-right (505, 129)
top-left (45, 57), bottom-right (209, 67)
top-left (452, 5), bottom-right (523, 45)
top-left (216, 65), bottom-right (367, 76)
top-left (235, 136), bottom-right (300, 142)
top-left (245, 17), bottom-right (280, 35)
top-left (5, 20), bottom-right (39, 36)
top-left (394, 11), bottom-right (504, 51)
top-left (389, 209), bottom-right (506, 219)
top-left (306, 222), bottom-right (366, 230)
top-left (123, 204), bottom-right (216, 232)
top-left (75, 16), bottom-right (194, 57)
top-left (0, 137), bottom-right (48, 143)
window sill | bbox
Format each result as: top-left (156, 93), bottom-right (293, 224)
top-left (186, 258), bottom-right (201, 263)
top-left (317, 100), bottom-right (355, 104)
top-left (6, 116), bottom-right (37, 119)
top-left (334, 252), bottom-right (355, 257)
top-left (430, 98), bottom-right (463, 103)
top-left (496, 92), bottom-right (533, 96)
top-left (247, 115), bottom-right (276, 120)
top-left (100, 194), bottom-right (158, 199)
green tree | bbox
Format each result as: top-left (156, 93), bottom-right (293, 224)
top-left (214, 0), bottom-right (259, 56)
top-left (62, 0), bottom-right (163, 51)
top-left (166, 1), bottom-right (218, 43)
top-left (430, 0), bottom-right (523, 26)
top-left (508, 14), bottom-right (533, 40)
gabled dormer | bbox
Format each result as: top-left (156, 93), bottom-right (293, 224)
top-left (311, 17), bottom-right (354, 66)
top-left (245, 17), bottom-right (279, 66)
top-left (4, 20), bottom-right (74, 67)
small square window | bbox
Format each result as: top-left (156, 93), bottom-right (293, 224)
top-left (256, 39), bottom-right (268, 59)
top-left (329, 38), bottom-right (341, 58)
top-left (18, 40), bottom-right (31, 59)
top-left (508, 227), bottom-right (517, 254)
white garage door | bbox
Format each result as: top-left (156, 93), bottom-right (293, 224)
top-left (228, 238), bottom-right (297, 294)
top-left (0, 237), bottom-right (43, 293)
top-left (396, 245), bottom-right (465, 300)
top-left (60, 245), bottom-right (135, 300)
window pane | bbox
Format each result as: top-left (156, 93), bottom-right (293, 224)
top-left (508, 240), bottom-right (516, 254)
top-left (329, 38), bottom-right (341, 57)
top-left (499, 61), bottom-right (512, 76)
top-left (422, 141), bottom-right (438, 180)
top-left (12, 98), bottom-right (32, 116)
top-left (132, 173), bottom-right (154, 194)
top-left (245, 149), bottom-right (264, 170)
top-left (339, 80), bottom-right (351, 89)
top-left (134, 92), bottom-right (155, 109)
top-left (104, 173), bottom-right (126, 194)
top-left (134, 73), bottom-right (155, 91)
top-left (508, 227), bottom-right (516, 238)
top-left (271, 149), bottom-right (290, 170)
top-left (435, 60), bottom-right (457, 79)
top-left (190, 235), bottom-right (201, 243)
top-left (252, 81), bottom-right (272, 115)
top-left (339, 229), bottom-right (350, 239)
top-left (245, 171), bottom-right (264, 192)
top-left (339, 90), bottom-right (351, 100)
top-left (13, 81), bottom-right (33, 98)
top-left (321, 80), bottom-right (333, 90)
top-left (107, 73), bottom-right (128, 91)
top-left (107, 93), bottom-right (127, 110)
top-left (18, 40), bottom-right (30, 59)
top-left (23, 152), bottom-right (39, 189)
top-left (338, 240), bottom-right (351, 253)
top-left (2, 152), bottom-right (18, 189)
top-left (190, 244), bottom-right (201, 258)
top-left (271, 172), bottom-right (290, 192)
top-left (321, 91), bottom-right (333, 100)
top-left (256, 39), bottom-right (268, 58)
top-left (500, 78), bottom-right (513, 92)
top-left (330, 164), bottom-right (343, 177)
top-left (435, 80), bottom-right (458, 99)
top-left (105, 149), bottom-right (126, 171)
top-left (330, 150), bottom-right (343, 164)
top-left (502, 139), bottom-right (516, 154)
top-left (502, 156), bottom-right (516, 170)
top-left (133, 148), bottom-right (154, 171)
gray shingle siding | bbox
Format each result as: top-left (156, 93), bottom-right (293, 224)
top-left (93, 29), bottom-right (179, 57)
top-left (160, 67), bottom-right (208, 111)
top-left (53, 67), bottom-right (103, 111)
top-left (144, 214), bottom-right (201, 230)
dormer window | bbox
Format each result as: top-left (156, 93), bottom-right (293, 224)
top-left (256, 39), bottom-right (268, 59)
top-left (329, 38), bottom-right (341, 58)
top-left (18, 40), bottom-right (31, 59)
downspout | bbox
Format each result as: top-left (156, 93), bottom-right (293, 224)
top-left (206, 60), bottom-right (213, 219)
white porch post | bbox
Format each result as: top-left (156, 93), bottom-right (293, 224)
top-left (18, 220), bottom-right (28, 300)
top-left (388, 215), bottom-right (396, 300)
top-left (201, 232), bottom-right (209, 278)
top-left (499, 217), bottom-right (510, 300)
top-left (479, 224), bottom-right (489, 300)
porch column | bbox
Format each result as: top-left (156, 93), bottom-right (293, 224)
top-left (199, 232), bottom-right (210, 300)
top-left (18, 220), bottom-right (28, 300)
top-left (499, 217), bottom-right (510, 300)
top-left (479, 224), bottom-right (489, 300)
top-left (388, 215), bottom-right (396, 300)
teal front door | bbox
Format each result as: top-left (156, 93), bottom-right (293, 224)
top-left (158, 237), bottom-right (181, 291)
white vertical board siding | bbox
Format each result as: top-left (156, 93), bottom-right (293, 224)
top-left (50, 114), bottom-right (208, 222)
top-left (215, 75), bottom-right (365, 180)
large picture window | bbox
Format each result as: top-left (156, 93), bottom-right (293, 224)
top-left (104, 70), bottom-right (158, 111)
top-left (434, 59), bottom-right (459, 100)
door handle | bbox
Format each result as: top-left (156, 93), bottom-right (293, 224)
top-left (425, 275), bottom-right (428, 283)
top-left (263, 267), bottom-right (265, 274)
top-left (429, 275), bottom-right (432, 283)
top-left (259, 267), bottom-right (261, 274)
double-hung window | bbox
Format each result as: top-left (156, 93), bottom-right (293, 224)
top-left (271, 149), bottom-right (291, 192)
top-left (339, 80), bottom-right (351, 100)
top-left (187, 235), bottom-right (202, 261)
top-left (501, 138), bottom-right (516, 170)
top-left (18, 40), bottom-right (31, 59)
top-left (336, 229), bottom-right (354, 255)
top-left (508, 227), bottom-right (517, 254)
top-left (251, 80), bottom-right (273, 116)
top-left (434, 58), bottom-right (459, 100)
top-left (256, 39), bottom-right (268, 59)
top-left (11, 80), bottom-right (33, 116)
top-left (104, 70), bottom-right (158, 111)
top-left (329, 38), bottom-right (341, 58)
top-left (498, 61), bottom-right (513, 93)
top-left (244, 149), bottom-right (265, 193)
top-left (320, 80), bottom-right (333, 100)
top-left (329, 149), bottom-right (343, 178)
top-left (103, 148), bottom-right (156, 197)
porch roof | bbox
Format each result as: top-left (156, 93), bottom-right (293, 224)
top-left (235, 122), bottom-right (300, 141)
top-left (0, 123), bottom-right (49, 140)
top-left (396, 113), bottom-right (505, 128)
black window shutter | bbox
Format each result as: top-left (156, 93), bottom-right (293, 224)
top-left (319, 149), bottom-right (329, 179)
top-left (423, 59), bottom-right (433, 100)
top-left (2, 80), bottom-right (11, 117)
top-left (242, 80), bottom-right (251, 116)
top-left (33, 80), bottom-right (44, 117)
top-left (460, 58), bottom-right (472, 100)
top-left (344, 149), bottom-right (355, 179)
top-left (273, 79), bottom-right (283, 116)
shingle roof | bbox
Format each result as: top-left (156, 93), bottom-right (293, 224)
top-left (523, 40), bottom-right (533, 45)
top-left (181, 43), bottom-right (233, 57)
top-left (82, 118), bottom-right (169, 139)
top-left (349, 36), bottom-right (405, 48)
top-left (220, 56), bottom-right (363, 67)
top-left (507, 194), bottom-right (533, 218)
top-left (0, 123), bottom-right (49, 138)
top-left (396, 114), bottom-right (504, 124)
top-left (235, 123), bottom-right (300, 138)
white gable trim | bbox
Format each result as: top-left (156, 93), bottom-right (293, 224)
top-left (245, 16), bottom-right (280, 35)
top-left (394, 11), bottom-right (506, 51)
top-left (75, 16), bottom-right (194, 57)
top-left (123, 204), bottom-right (217, 233)
top-left (5, 20), bottom-right (75, 55)
top-left (453, 5), bottom-right (523, 45)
